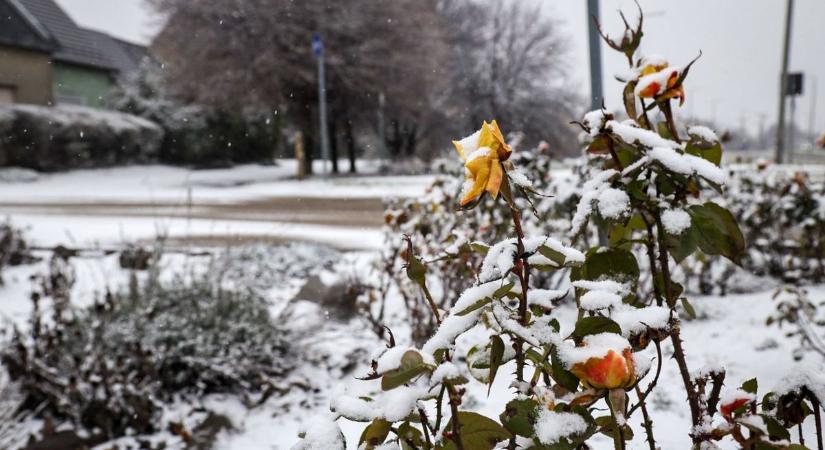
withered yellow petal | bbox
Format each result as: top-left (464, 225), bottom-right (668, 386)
top-left (486, 159), bottom-right (504, 199)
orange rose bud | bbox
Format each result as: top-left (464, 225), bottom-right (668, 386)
top-left (567, 334), bottom-right (637, 390)
top-left (635, 65), bottom-right (685, 106)
top-left (719, 391), bottom-right (755, 420)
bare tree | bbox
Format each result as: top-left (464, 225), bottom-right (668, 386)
top-left (149, 0), bottom-right (447, 172)
top-left (437, 0), bottom-right (578, 154)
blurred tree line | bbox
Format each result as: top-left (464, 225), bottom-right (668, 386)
top-left (140, 0), bottom-right (577, 172)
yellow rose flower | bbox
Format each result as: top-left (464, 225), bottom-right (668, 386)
top-left (452, 120), bottom-right (513, 207)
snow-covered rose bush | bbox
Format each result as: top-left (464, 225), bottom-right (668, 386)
top-left (297, 7), bottom-right (825, 450)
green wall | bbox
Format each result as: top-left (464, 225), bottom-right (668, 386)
top-left (53, 62), bottom-right (114, 108)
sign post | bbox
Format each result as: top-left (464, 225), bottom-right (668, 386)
top-left (313, 33), bottom-right (331, 175)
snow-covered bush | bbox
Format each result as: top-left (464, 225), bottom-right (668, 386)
top-left (727, 167), bottom-right (825, 283)
top-left (112, 62), bottom-right (281, 167)
top-left (298, 7), bottom-right (825, 450)
top-left (0, 104), bottom-right (163, 171)
top-left (3, 256), bottom-right (291, 443)
top-left (372, 143), bottom-right (583, 344)
top-left (0, 222), bottom-right (35, 285)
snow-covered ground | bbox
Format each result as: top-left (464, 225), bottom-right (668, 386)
top-left (4, 235), bottom-right (820, 450)
top-left (0, 162), bottom-right (434, 250)
top-left (1, 162), bottom-right (824, 449)
top-left (0, 161), bottom-right (434, 204)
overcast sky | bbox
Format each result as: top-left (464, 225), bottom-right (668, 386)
top-left (54, 0), bottom-right (824, 136)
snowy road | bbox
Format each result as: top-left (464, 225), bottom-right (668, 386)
top-left (0, 164), bottom-right (435, 250)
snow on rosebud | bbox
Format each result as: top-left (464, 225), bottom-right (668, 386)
top-left (719, 390), bottom-right (755, 420)
top-left (635, 61), bottom-right (685, 106)
top-left (564, 333), bottom-right (637, 390)
top-left (452, 120), bottom-right (512, 206)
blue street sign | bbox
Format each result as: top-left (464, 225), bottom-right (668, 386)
top-left (312, 33), bottom-right (323, 57)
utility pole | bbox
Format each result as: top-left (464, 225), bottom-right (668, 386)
top-left (809, 76), bottom-right (817, 146)
top-left (378, 92), bottom-right (387, 160)
top-left (775, 0), bottom-right (795, 164)
top-left (587, 0), bottom-right (603, 111)
top-left (313, 33), bottom-right (331, 175)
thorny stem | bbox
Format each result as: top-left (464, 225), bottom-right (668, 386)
top-left (646, 206), bottom-right (701, 433)
top-left (607, 138), bottom-right (625, 171)
top-left (638, 98), bottom-right (653, 130)
top-left (421, 283), bottom-right (441, 325)
top-left (661, 101), bottom-right (682, 143)
top-left (642, 217), bottom-right (664, 307)
top-left (669, 322), bottom-right (701, 428)
top-left (435, 384), bottom-right (446, 432)
top-left (418, 408), bottom-right (433, 447)
top-left (635, 385), bottom-right (657, 450)
top-left (509, 203), bottom-right (530, 384)
top-left (608, 395), bottom-right (627, 450)
top-left (628, 340), bottom-right (663, 417)
top-left (811, 393), bottom-right (823, 450)
top-left (446, 383), bottom-right (465, 450)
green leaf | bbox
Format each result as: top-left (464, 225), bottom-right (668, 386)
top-left (587, 135), bottom-right (610, 155)
top-left (571, 247), bottom-right (640, 289)
top-left (666, 222), bottom-right (700, 264)
top-left (688, 202), bottom-right (746, 265)
top-left (594, 416), bottom-right (635, 441)
top-left (681, 298), bottom-right (697, 319)
top-left (623, 82), bottom-right (638, 122)
top-left (572, 316), bottom-right (621, 338)
top-left (761, 414), bottom-right (791, 441)
top-left (685, 135), bottom-right (723, 166)
top-left (551, 350), bottom-right (580, 391)
top-left (470, 242), bottom-right (490, 255)
top-left (359, 419), bottom-right (392, 449)
top-left (406, 254), bottom-right (426, 286)
top-left (440, 412), bottom-right (511, 450)
top-left (488, 335), bottom-right (505, 393)
top-left (455, 282), bottom-right (514, 316)
top-left (614, 142), bottom-right (641, 169)
top-left (742, 378), bottom-right (758, 395)
top-left (382, 350), bottom-right (431, 391)
top-left (397, 422), bottom-right (425, 450)
top-left (538, 245), bottom-right (567, 267)
top-left (657, 121), bottom-right (673, 140)
top-left (500, 398), bottom-right (539, 437)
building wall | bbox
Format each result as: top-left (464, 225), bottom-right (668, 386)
top-left (53, 62), bottom-right (114, 108)
top-left (0, 45), bottom-right (53, 105)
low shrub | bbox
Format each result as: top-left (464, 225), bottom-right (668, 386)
top-left (112, 62), bottom-right (281, 168)
top-left (0, 104), bottom-right (163, 171)
top-left (0, 222), bottom-right (36, 285)
top-left (3, 256), bottom-right (291, 442)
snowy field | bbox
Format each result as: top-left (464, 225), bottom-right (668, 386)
top-left (0, 161), bottom-right (434, 250)
top-left (1, 241), bottom-right (817, 449)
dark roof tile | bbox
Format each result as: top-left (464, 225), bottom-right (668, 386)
top-left (15, 0), bottom-right (146, 73)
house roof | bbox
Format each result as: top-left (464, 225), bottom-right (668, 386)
top-left (10, 0), bottom-right (147, 74)
top-left (0, 0), bottom-right (55, 52)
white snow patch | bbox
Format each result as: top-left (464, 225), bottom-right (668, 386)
top-left (649, 146), bottom-right (727, 185)
top-left (688, 125), bottom-right (719, 142)
top-left (290, 414), bottom-right (343, 450)
top-left (560, 332), bottom-right (631, 367)
top-left (607, 120), bottom-right (681, 149)
top-left (597, 188), bottom-right (630, 219)
top-left (580, 290), bottom-right (623, 310)
top-left (661, 209), bottom-right (692, 235)
top-left (534, 410), bottom-right (588, 444)
top-left (611, 305), bottom-right (671, 337)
